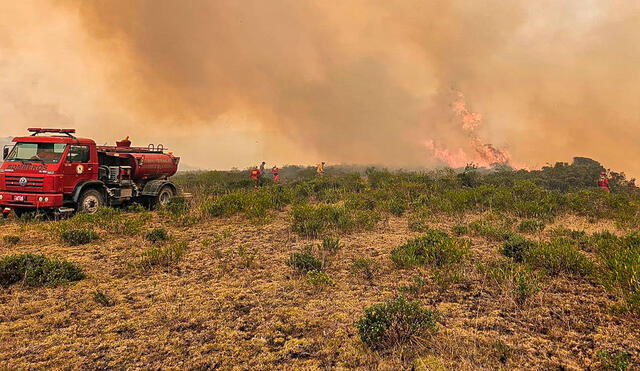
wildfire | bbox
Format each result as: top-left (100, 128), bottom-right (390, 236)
top-left (426, 92), bottom-right (517, 169)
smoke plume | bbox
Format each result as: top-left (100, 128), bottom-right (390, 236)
top-left (1, 1), bottom-right (639, 173)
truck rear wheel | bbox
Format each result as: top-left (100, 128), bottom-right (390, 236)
top-left (154, 185), bottom-right (175, 208)
top-left (78, 189), bottom-right (104, 214)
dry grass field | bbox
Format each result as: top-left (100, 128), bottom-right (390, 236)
top-left (0, 163), bottom-right (639, 370)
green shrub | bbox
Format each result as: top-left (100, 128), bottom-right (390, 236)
top-left (356, 297), bottom-right (438, 350)
top-left (321, 236), bottom-right (342, 255)
top-left (451, 225), bottom-right (468, 236)
top-left (408, 216), bottom-right (429, 232)
top-left (524, 239), bottom-right (594, 276)
top-left (145, 228), bottom-right (170, 243)
top-left (478, 260), bottom-right (539, 304)
top-left (49, 208), bottom-right (150, 237)
top-left (0, 253), bottom-right (85, 287)
top-left (291, 204), bottom-right (379, 237)
top-left (517, 219), bottom-right (545, 233)
top-left (350, 258), bottom-right (380, 281)
top-left (594, 232), bottom-right (640, 313)
top-left (501, 234), bottom-right (532, 262)
top-left (385, 198), bottom-right (406, 217)
top-left (287, 250), bottom-right (323, 273)
top-left (391, 229), bottom-right (470, 268)
top-left (2, 235), bottom-right (20, 245)
top-left (468, 219), bottom-right (513, 241)
top-left (93, 290), bottom-right (115, 307)
top-left (305, 270), bottom-right (333, 287)
top-left (398, 275), bottom-right (427, 297)
top-left (596, 350), bottom-right (631, 371)
top-left (61, 228), bottom-right (99, 246)
top-left (163, 196), bottom-right (190, 216)
top-left (133, 241), bottom-right (188, 270)
top-left (236, 245), bottom-right (258, 268)
top-left (125, 202), bottom-right (146, 213)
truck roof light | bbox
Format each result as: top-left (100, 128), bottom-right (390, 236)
top-left (28, 128), bottom-right (76, 138)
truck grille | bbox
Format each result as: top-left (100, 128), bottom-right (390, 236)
top-left (5, 175), bottom-right (45, 189)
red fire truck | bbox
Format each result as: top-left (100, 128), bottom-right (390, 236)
top-left (0, 128), bottom-right (180, 217)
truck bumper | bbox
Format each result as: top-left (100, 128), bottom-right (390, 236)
top-left (0, 192), bottom-right (64, 209)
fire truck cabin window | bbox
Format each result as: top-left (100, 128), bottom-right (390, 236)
top-left (67, 145), bottom-right (90, 163)
top-left (6, 142), bottom-right (67, 163)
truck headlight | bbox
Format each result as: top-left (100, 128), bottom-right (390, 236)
top-left (38, 197), bottom-right (43, 202)
top-left (0, 195), bottom-right (3, 200)
top-left (44, 197), bottom-right (49, 202)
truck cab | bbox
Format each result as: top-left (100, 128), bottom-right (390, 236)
top-left (0, 128), bottom-right (179, 217)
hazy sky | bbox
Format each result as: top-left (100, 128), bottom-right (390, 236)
top-left (1, 1), bottom-right (639, 174)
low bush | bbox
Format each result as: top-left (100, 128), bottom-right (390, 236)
top-left (93, 290), bottom-right (115, 307)
top-left (517, 219), bottom-right (545, 233)
top-left (305, 270), bottom-right (333, 288)
top-left (468, 219), bottom-right (513, 241)
top-left (163, 196), bottom-right (190, 216)
top-left (391, 229), bottom-right (470, 268)
top-left (291, 204), bottom-right (378, 238)
top-left (596, 350), bottom-right (631, 371)
top-left (523, 239), bottom-right (594, 276)
top-left (145, 228), bottom-right (170, 243)
top-left (2, 235), bottom-right (20, 245)
top-left (478, 260), bottom-right (540, 304)
top-left (133, 241), bottom-right (189, 270)
top-left (49, 208), bottom-right (150, 237)
top-left (61, 228), bottom-right (99, 246)
top-left (287, 250), bottom-right (323, 273)
top-left (356, 296), bottom-right (438, 350)
top-left (0, 253), bottom-right (85, 287)
top-left (350, 257), bottom-right (380, 281)
top-left (321, 236), bottom-right (342, 255)
top-left (594, 232), bottom-right (640, 313)
top-left (236, 245), bottom-right (258, 268)
top-left (501, 234), bottom-right (532, 262)
top-left (398, 275), bottom-right (427, 297)
top-left (451, 225), bottom-right (469, 236)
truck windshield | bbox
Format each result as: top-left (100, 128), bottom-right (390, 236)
top-left (6, 142), bottom-right (67, 164)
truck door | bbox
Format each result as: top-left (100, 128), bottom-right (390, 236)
top-left (62, 145), bottom-right (97, 193)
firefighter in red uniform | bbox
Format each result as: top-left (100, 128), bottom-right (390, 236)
top-left (250, 167), bottom-right (260, 188)
top-left (271, 166), bottom-right (280, 182)
top-left (597, 172), bottom-right (610, 193)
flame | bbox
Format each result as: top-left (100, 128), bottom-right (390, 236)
top-left (426, 91), bottom-right (522, 169)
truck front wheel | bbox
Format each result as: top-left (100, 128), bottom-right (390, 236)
top-left (78, 189), bottom-right (104, 214)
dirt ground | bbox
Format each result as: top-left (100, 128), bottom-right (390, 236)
top-left (0, 212), bottom-right (638, 370)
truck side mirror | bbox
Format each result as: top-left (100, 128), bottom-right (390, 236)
top-left (2, 147), bottom-right (8, 160)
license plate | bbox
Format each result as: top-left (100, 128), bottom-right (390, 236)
top-left (13, 195), bottom-right (25, 201)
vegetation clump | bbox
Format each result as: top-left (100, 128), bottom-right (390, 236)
top-left (356, 296), bottom-right (438, 350)
top-left (2, 235), bottom-right (20, 245)
top-left (596, 350), bottom-right (631, 371)
top-left (523, 239), bottom-right (594, 277)
top-left (145, 228), bottom-right (170, 243)
top-left (61, 228), bottom-right (99, 246)
top-left (93, 290), bottom-right (115, 307)
top-left (350, 257), bottom-right (380, 281)
top-left (501, 234), bottom-right (532, 262)
top-left (0, 253), bottom-right (84, 287)
top-left (391, 229), bottom-right (470, 268)
top-left (594, 232), bottom-right (640, 313)
top-left (517, 219), bottom-right (546, 233)
top-left (133, 241), bottom-right (189, 270)
top-left (305, 270), bottom-right (333, 288)
top-left (286, 250), bottom-right (323, 273)
top-left (291, 204), bottom-right (378, 238)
